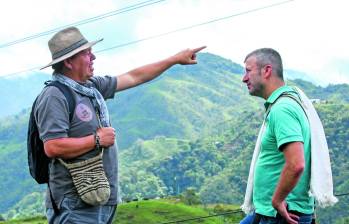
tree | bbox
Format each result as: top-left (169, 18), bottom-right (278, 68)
top-left (180, 187), bottom-right (201, 205)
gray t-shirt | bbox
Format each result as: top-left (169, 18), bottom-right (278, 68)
top-left (35, 75), bottom-right (119, 208)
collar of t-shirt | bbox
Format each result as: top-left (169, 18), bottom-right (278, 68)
top-left (264, 85), bottom-right (298, 111)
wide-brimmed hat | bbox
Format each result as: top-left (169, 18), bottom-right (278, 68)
top-left (41, 27), bottom-right (103, 69)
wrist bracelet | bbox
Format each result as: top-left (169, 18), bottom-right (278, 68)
top-left (95, 133), bottom-right (101, 149)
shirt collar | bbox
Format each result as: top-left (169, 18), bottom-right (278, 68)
top-left (264, 85), bottom-right (296, 110)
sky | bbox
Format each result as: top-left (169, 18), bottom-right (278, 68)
top-left (0, 0), bottom-right (348, 86)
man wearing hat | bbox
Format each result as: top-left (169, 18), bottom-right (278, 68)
top-left (35, 26), bottom-right (205, 223)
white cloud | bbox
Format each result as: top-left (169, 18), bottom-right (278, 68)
top-left (126, 0), bottom-right (349, 85)
top-left (1, 0), bottom-right (117, 40)
top-left (0, 0), bottom-right (348, 86)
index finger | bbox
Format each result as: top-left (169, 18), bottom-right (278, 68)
top-left (192, 46), bottom-right (206, 53)
top-left (289, 213), bottom-right (300, 221)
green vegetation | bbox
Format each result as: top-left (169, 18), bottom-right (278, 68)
top-left (0, 199), bottom-right (244, 224)
top-left (0, 216), bottom-right (47, 224)
top-left (115, 199), bottom-right (225, 224)
top-left (1, 53), bottom-right (349, 223)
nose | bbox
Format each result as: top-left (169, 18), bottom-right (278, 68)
top-left (242, 73), bottom-right (248, 83)
top-left (91, 52), bottom-right (96, 60)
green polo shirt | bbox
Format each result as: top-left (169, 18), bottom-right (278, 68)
top-left (253, 85), bottom-right (314, 217)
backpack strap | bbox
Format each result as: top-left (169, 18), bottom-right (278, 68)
top-left (45, 81), bottom-right (75, 122)
top-left (42, 81), bottom-right (76, 214)
top-left (279, 92), bottom-right (307, 118)
top-left (265, 92), bottom-right (306, 119)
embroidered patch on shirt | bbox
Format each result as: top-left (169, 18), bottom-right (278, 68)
top-left (75, 103), bottom-right (93, 122)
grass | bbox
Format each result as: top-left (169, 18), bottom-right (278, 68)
top-left (114, 199), bottom-right (243, 224)
top-left (0, 216), bottom-right (46, 224)
top-left (0, 199), bottom-right (244, 224)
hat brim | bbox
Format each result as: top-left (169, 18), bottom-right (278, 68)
top-left (40, 38), bottom-right (103, 70)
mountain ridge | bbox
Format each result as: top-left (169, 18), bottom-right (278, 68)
top-left (0, 52), bottom-right (348, 223)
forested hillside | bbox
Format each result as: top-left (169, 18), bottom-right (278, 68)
top-left (0, 53), bottom-right (348, 223)
top-left (0, 73), bottom-right (49, 117)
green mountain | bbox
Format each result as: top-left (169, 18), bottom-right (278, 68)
top-left (0, 52), bottom-right (253, 215)
top-left (284, 69), bottom-right (318, 85)
top-left (109, 53), bottom-right (254, 149)
top-left (0, 53), bottom-right (349, 223)
top-left (0, 73), bottom-right (50, 117)
top-left (121, 101), bottom-right (349, 223)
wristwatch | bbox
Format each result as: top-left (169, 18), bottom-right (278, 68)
top-left (95, 132), bottom-right (101, 149)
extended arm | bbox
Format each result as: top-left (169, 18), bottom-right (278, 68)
top-left (116, 46), bottom-right (206, 91)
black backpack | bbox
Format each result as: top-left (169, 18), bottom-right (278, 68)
top-left (27, 81), bottom-right (75, 184)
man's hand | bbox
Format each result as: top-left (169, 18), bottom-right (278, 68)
top-left (272, 200), bottom-right (299, 224)
top-left (173, 46), bottom-right (206, 65)
top-left (272, 142), bottom-right (305, 223)
top-left (96, 127), bottom-right (115, 147)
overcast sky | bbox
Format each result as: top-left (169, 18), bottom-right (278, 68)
top-left (0, 0), bottom-right (348, 86)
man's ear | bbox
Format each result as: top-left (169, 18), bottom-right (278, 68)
top-left (263, 64), bottom-right (273, 79)
top-left (63, 59), bottom-right (72, 70)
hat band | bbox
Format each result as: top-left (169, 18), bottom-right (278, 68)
top-left (52, 39), bottom-right (88, 60)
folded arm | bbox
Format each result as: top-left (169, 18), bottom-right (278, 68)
top-left (44, 127), bottom-right (115, 159)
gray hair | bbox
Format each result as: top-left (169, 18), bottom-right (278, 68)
top-left (244, 48), bottom-right (283, 79)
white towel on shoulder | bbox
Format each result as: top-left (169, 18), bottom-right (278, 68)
top-left (241, 86), bottom-right (338, 214)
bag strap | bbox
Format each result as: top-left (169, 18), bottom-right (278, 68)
top-left (265, 91), bottom-right (306, 119)
top-left (58, 149), bottom-right (104, 169)
top-left (45, 81), bottom-right (75, 122)
top-left (43, 81), bottom-right (76, 214)
top-left (48, 182), bottom-right (60, 214)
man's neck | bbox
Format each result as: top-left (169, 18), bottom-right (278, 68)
top-left (263, 80), bottom-right (285, 100)
top-left (62, 71), bottom-right (86, 84)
